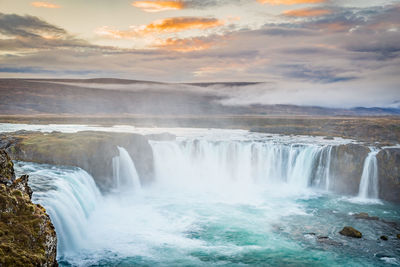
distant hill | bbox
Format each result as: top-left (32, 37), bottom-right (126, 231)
top-left (0, 78), bottom-right (398, 116)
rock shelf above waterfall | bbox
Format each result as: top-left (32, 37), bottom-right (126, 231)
top-left (0, 131), bottom-right (155, 191)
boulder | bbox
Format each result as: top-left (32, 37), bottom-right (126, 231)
top-left (380, 235), bottom-right (388, 241)
top-left (354, 212), bottom-right (379, 220)
top-left (339, 226), bottom-right (362, 238)
top-left (317, 236), bottom-right (342, 246)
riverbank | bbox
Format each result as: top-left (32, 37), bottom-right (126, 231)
top-left (0, 115), bottom-right (399, 145)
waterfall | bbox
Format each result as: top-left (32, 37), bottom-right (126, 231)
top-left (324, 146), bottom-right (333, 191)
top-left (314, 146), bottom-right (333, 191)
top-left (15, 134), bottom-right (391, 266)
top-left (19, 164), bottom-right (102, 256)
top-left (112, 146), bottom-right (142, 192)
top-left (150, 139), bottom-right (333, 192)
top-left (358, 148), bottom-right (380, 199)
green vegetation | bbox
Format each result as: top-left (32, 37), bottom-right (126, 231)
top-left (0, 178), bottom-right (57, 266)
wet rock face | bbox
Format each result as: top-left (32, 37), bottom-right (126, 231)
top-left (0, 150), bottom-right (15, 185)
top-left (2, 131), bottom-right (155, 191)
top-left (339, 226), bottom-right (362, 238)
top-left (329, 144), bottom-right (370, 195)
top-left (0, 150), bottom-right (57, 266)
top-left (377, 148), bottom-right (400, 203)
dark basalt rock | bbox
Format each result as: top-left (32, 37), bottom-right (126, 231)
top-left (354, 212), bottom-right (379, 220)
top-left (0, 149), bottom-right (15, 185)
top-left (329, 144), bottom-right (370, 195)
top-left (0, 150), bottom-right (57, 266)
top-left (10, 174), bottom-right (33, 199)
top-left (377, 148), bottom-right (400, 203)
top-left (339, 226), bottom-right (362, 238)
top-left (380, 235), bottom-right (388, 241)
top-left (317, 236), bottom-right (342, 246)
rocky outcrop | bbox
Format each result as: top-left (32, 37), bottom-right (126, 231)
top-left (327, 145), bottom-right (400, 203)
top-left (329, 144), bottom-right (370, 195)
top-left (0, 150), bottom-right (57, 266)
top-left (377, 148), bottom-right (400, 203)
top-left (339, 226), bottom-right (362, 238)
top-left (1, 131), bottom-right (154, 191)
top-left (0, 149), bottom-right (15, 185)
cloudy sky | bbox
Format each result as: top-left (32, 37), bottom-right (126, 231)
top-left (0, 0), bottom-right (399, 108)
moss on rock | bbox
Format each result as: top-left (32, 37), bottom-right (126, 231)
top-left (0, 150), bottom-right (57, 266)
top-left (339, 226), bottom-right (362, 238)
top-left (0, 149), bottom-right (15, 185)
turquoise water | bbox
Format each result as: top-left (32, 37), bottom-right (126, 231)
top-left (14, 161), bottom-right (400, 267)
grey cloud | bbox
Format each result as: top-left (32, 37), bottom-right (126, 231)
top-left (183, 0), bottom-right (246, 9)
top-left (0, 13), bottom-right (66, 38)
top-left (0, 13), bottom-right (117, 52)
top-left (0, 2), bottom-right (399, 109)
top-left (258, 27), bottom-right (316, 36)
top-left (278, 64), bottom-right (358, 83)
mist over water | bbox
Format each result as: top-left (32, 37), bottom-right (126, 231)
top-left (13, 131), bottom-right (400, 266)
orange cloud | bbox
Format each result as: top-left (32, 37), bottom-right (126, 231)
top-left (258, 0), bottom-right (325, 5)
top-left (283, 8), bottom-right (331, 17)
top-left (312, 22), bottom-right (351, 32)
top-left (31, 2), bottom-right (61, 8)
top-left (153, 37), bottom-right (215, 52)
top-left (132, 1), bottom-right (184, 12)
top-left (96, 17), bottom-right (224, 39)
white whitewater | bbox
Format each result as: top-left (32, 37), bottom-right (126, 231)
top-left (314, 146), bottom-right (333, 191)
top-left (15, 146), bottom-right (142, 261)
top-left (16, 164), bottom-right (102, 256)
top-left (112, 146), bottom-right (142, 192)
top-left (324, 146), bottom-right (333, 191)
top-left (150, 139), bottom-right (333, 193)
top-left (358, 148), bottom-right (380, 199)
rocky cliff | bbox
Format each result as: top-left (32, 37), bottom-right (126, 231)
top-left (0, 131), bottom-right (155, 191)
top-left (377, 148), bottom-right (400, 203)
top-left (329, 144), bottom-right (370, 195)
top-left (0, 150), bottom-right (57, 266)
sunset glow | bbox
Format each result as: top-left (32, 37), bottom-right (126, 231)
top-left (31, 1), bottom-right (61, 8)
top-left (132, 1), bottom-right (184, 12)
